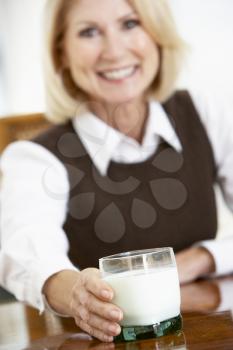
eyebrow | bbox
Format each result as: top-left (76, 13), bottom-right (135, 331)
top-left (75, 11), bottom-right (137, 27)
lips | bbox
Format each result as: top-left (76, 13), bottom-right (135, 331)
top-left (98, 65), bottom-right (138, 81)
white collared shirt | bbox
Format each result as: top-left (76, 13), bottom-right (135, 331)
top-left (0, 89), bottom-right (233, 312)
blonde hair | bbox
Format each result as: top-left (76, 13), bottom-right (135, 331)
top-left (43, 0), bottom-right (186, 124)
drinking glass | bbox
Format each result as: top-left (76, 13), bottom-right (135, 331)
top-left (99, 247), bottom-right (182, 342)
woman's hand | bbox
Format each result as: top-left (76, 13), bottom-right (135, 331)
top-left (43, 268), bottom-right (123, 342)
top-left (175, 247), bottom-right (215, 284)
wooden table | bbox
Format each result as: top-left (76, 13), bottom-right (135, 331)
top-left (1, 277), bottom-right (233, 350)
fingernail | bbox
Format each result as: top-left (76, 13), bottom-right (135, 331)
top-left (110, 310), bottom-right (122, 320)
top-left (104, 335), bottom-right (113, 342)
top-left (101, 289), bottom-right (113, 299)
top-left (108, 324), bottom-right (121, 335)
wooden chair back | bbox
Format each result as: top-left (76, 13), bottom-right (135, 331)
top-left (0, 113), bottom-right (51, 153)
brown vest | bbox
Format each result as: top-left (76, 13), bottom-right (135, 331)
top-left (34, 91), bottom-right (217, 269)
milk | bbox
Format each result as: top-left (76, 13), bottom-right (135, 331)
top-left (103, 266), bottom-right (180, 326)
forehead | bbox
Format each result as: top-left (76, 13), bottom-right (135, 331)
top-left (67, 0), bottom-right (135, 24)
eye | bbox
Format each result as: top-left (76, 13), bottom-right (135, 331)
top-left (123, 19), bottom-right (140, 30)
top-left (79, 27), bottom-right (99, 38)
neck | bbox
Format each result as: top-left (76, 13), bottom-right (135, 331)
top-left (88, 98), bottom-right (148, 144)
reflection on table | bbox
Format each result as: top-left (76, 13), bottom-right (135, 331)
top-left (0, 276), bottom-right (233, 350)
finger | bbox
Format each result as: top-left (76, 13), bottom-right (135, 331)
top-left (75, 316), bottom-right (114, 343)
top-left (78, 289), bottom-right (123, 322)
top-left (78, 305), bottom-right (121, 336)
top-left (83, 272), bottom-right (114, 302)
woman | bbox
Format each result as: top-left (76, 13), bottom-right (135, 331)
top-left (0, 0), bottom-right (233, 343)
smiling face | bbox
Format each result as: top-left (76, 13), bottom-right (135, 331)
top-left (63, 0), bottom-right (160, 106)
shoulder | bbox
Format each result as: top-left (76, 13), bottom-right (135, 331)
top-left (188, 88), bottom-right (233, 167)
top-left (1, 140), bottom-right (67, 177)
top-left (188, 88), bottom-right (233, 134)
top-left (188, 88), bottom-right (233, 126)
top-left (163, 89), bottom-right (192, 106)
top-left (163, 90), bottom-right (199, 118)
top-left (165, 88), bottom-right (233, 135)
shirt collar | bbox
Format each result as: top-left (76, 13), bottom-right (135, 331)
top-left (72, 101), bottom-right (182, 176)
top-left (144, 101), bottom-right (182, 152)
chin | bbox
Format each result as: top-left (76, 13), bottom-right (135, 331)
top-left (103, 94), bottom-right (142, 105)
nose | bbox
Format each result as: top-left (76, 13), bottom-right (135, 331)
top-left (101, 29), bottom-right (126, 61)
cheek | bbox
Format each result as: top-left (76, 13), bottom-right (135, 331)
top-left (66, 40), bottom-right (101, 72)
top-left (134, 32), bottom-right (159, 62)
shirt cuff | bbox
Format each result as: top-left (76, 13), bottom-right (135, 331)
top-left (197, 237), bottom-right (233, 276)
top-left (216, 278), bottom-right (233, 314)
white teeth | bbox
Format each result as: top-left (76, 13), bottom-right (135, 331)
top-left (100, 66), bottom-right (136, 80)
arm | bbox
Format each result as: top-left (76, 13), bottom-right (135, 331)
top-left (0, 140), bottom-right (77, 310)
top-left (177, 89), bottom-right (233, 283)
top-left (176, 247), bottom-right (215, 284)
top-left (0, 141), bottom-right (122, 341)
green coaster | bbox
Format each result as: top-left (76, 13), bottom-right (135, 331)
top-left (114, 314), bottom-right (182, 342)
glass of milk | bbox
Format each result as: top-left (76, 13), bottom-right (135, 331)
top-left (99, 248), bottom-right (182, 341)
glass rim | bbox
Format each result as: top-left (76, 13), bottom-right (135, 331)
top-left (99, 247), bottom-right (173, 262)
